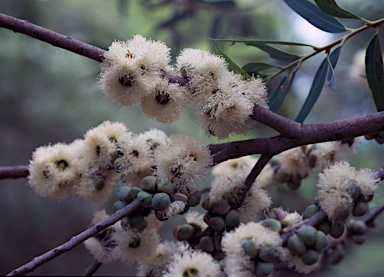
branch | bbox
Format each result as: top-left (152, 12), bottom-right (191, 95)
top-left (0, 165), bottom-right (28, 179)
top-left (7, 199), bottom-right (141, 276)
top-left (0, 13), bottom-right (105, 63)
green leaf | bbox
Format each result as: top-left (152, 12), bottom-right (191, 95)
top-left (295, 57), bottom-right (329, 123)
top-left (283, 0), bottom-right (346, 33)
top-left (212, 38), bottom-right (316, 48)
top-left (242, 62), bottom-right (275, 78)
top-left (214, 43), bottom-right (251, 79)
top-left (327, 46), bottom-right (342, 90)
top-left (246, 43), bottom-right (300, 63)
top-left (269, 68), bottom-right (298, 112)
top-left (365, 32), bottom-right (384, 112)
top-left (314, 0), bottom-right (361, 19)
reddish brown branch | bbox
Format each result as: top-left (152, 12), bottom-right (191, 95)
top-left (0, 13), bottom-right (105, 62)
top-left (7, 199), bottom-right (141, 276)
top-left (0, 165), bottom-right (29, 179)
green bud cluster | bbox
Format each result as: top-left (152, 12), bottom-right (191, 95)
top-left (241, 238), bottom-right (275, 277)
top-left (286, 225), bottom-right (328, 266)
top-left (346, 218), bottom-right (367, 245)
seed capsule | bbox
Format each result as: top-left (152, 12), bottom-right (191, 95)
top-left (128, 213), bottom-right (147, 231)
top-left (151, 192), bottom-right (171, 210)
top-left (303, 204), bottom-right (320, 219)
top-left (258, 245), bottom-right (275, 263)
top-left (254, 260), bottom-right (273, 277)
top-left (314, 231), bottom-right (328, 251)
top-left (127, 187), bottom-right (142, 203)
top-left (347, 183), bottom-right (361, 201)
top-left (297, 225), bottom-right (317, 246)
top-left (261, 218), bottom-right (282, 233)
top-left (349, 219), bottom-right (367, 235)
top-left (241, 239), bottom-right (258, 259)
top-left (113, 157), bottom-right (125, 173)
top-left (116, 186), bottom-right (131, 202)
top-left (174, 224), bottom-right (195, 241)
top-left (113, 200), bottom-right (128, 212)
top-left (329, 222), bottom-right (345, 239)
top-left (202, 197), bottom-right (211, 211)
top-left (156, 177), bottom-right (174, 194)
top-left (224, 210), bottom-right (240, 228)
top-left (137, 191), bottom-right (153, 208)
top-left (317, 220), bottom-right (331, 234)
top-left (351, 234), bottom-right (366, 245)
top-left (302, 249), bottom-right (319, 265)
top-left (209, 216), bottom-right (226, 233)
top-left (327, 245), bottom-right (345, 264)
top-left (352, 201), bottom-right (369, 217)
top-left (140, 176), bottom-right (157, 192)
top-left (333, 205), bottom-right (350, 222)
top-left (171, 193), bottom-right (188, 204)
top-left (287, 234), bottom-right (306, 255)
top-left (213, 234), bottom-right (222, 252)
top-left (187, 190), bottom-right (201, 207)
top-left (211, 199), bottom-right (230, 215)
top-left (199, 236), bottom-right (214, 253)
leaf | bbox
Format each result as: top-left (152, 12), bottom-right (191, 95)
top-left (247, 43), bottom-right (300, 63)
top-left (212, 38), bottom-right (316, 48)
top-left (365, 32), bottom-right (384, 112)
top-left (214, 43), bottom-right (251, 79)
top-left (283, 0), bottom-right (346, 33)
top-left (295, 57), bottom-right (329, 123)
top-left (326, 46), bottom-right (342, 90)
top-left (269, 67), bottom-right (298, 112)
top-left (314, 0), bottom-right (361, 19)
top-left (242, 62), bottom-right (274, 78)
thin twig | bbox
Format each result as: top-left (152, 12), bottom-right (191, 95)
top-left (0, 165), bottom-right (29, 179)
top-left (7, 199), bottom-right (141, 276)
top-left (82, 260), bottom-right (102, 276)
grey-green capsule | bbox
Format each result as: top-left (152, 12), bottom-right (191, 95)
top-left (174, 224), bottom-right (195, 241)
top-left (224, 210), bottom-right (240, 228)
top-left (297, 225), bottom-right (317, 246)
top-left (314, 230), bottom-right (328, 251)
top-left (261, 218), bottom-right (282, 233)
top-left (151, 192), bottom-right (171, 210)
top-left (137, 191), bottom-right (153, 208)
top-left (199, 236), bottom-right (214, 253)
top-left (128, 213), bottom-right (147, 231)
top-left (352, 201), bottom-right (369, 217)
top-left (209, 216), bottom-right (226, 233)
top-left (156, 177), bottom-right (174, 195)
top-left (254, 260), bottom-right (273, 277)
top-left (211, 198), bottom-right (230, 215)
top-left (303, 204), bottom-right (320, 219)
top-left (287, 234), bottom-right (306, 255)
top-left (187, 190), bottom-right (201, 207)
top-left (139, 176), bottom-right (157, 192)
top-left (329, 222), bottom-right (345, 239)
top-left (258, 245), bottom-right (275, 263)
top-left (113, 200), bottom-right (128, 212)
top-left (302, 249), bottom-right (319, 265)
top-left (116, 186), bottom-right (131, 201)
top-left (241, 239), bottom-right (258, 259)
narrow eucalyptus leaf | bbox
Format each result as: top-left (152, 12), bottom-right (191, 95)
top-left (365, 33), bottom-right (384, 112)
top-left (244, 42), bottom-right (300, 63)
top-left (212, 38), bottom-right (315, 48)
top-left (242, 62), bottom-right (275, 78)
top-left (327, 46), bottom-right (342, 90)
top-left (214, 43), bottom-right (251, 79)
top-left (295, 58), bottom-right (329, 123)
top-left (314, 0), bottom-right (361, 19)
top-left (269, 67), bottom-right (298, 112)
top-left (283, 0), bottom-right (346, 33)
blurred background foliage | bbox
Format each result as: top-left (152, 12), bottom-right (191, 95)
top-left (1, 0), bottom-right (384, 276)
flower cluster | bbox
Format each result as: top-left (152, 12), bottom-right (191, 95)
top-left (28, 121), bottom-right (212, 204)
top-left (100, 35), bottom-right (269, 139)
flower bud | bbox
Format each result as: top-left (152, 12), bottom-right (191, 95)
top-left (199, 236), bottom-right (214, 253)
top-left (297, 225), bottom-right (317, 246)
top-left (140, 176), bottom-right (157, 192)
top-left (287, 234), bottom-right (306, 255)
top-left (211, 198), bottom-right (230, 215)
top-left (156, 177), bottom-right (174, 195)
top-left (302, 249), bottom-right (319, 265)
top-left (241, 239), bottom-right (258, 259)
top-left (151, 192), bottom-right (171, 210)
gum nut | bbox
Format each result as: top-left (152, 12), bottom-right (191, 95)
top-left (189, 223), bottom-right (202, 234)
top-left (297, 225), bottom-right (318, 246)
top-left (213, 250), bottom-right (225, 261)
top-left (202, 197), bottom-right (211, 211)
top-left (128, 213), bottom-right (147, 231)
top-left (225, 210), bottom-right (240, 228)
top-left (317, 220), bottom-right (331, 234)
top-left (199, 236), bottom-right (214, 253)
top-left (254, 261), bottom-right (273, 277)
top-left (171, 193), bottom-right (188, 204)
top-left (180, 204), bottom-right (190, 215)
top-left (213, 234), bottom-right (222, 252)
top-left (128, 187), bottom-right (142, 202)
top-left (204, 212), bottom-right (215, 225)
top-left (347, 183), bottom-right (361, 201)
top-left (140, 176), bottom-right (157, 192)
top-left (113, 157), bottom-right (124, 172)
top-left (156, 177), bottom-right (174, 195)
top-left (329, 222), bottom-right (345, 239)
top-left (140, 207), bottom-right (152, 217)
top-left (302, 249), bottom-right (320, 265)
top-left (113, 200), bottom-right (128, 212)
top-left (268, 208), bottom-right (286, 221)
top-left (261, 218), bottom-right (282, 233)
top-left (351, 219), bottom-right (367, 235)
top-left (174, 224), bottom-right (195, 241)
top-left (116, 186), bottom-right (131, 201)
top-left (352, 234), bottom-right (366, 245)
top-left (241, 239), bottom-right (258, 259)
top-left (137, 191), bottom-right (153, 208)
top-left (151, 192), bottom-right (171, 210)
top-left (187, 190), bottom-right (201, 207)
top-left (303, 204), bottom-right (320, 219)
top-left (334, 205), bottom-right (350, 222)
top-left (359, 192), bottom-right (374, 203)
top-left (211, 198), bottom-right (230, 215)
top-left (328, 245), bottom-right (345, 264)
top-left (209, 216), bottom-right (226, 233)
top-left (314, 231), bottom-right (328, 251)
top-left (287, 234), bottom-right (307, 255)
top-left (258, 245), bottom-right (275, 263)
top-left (352, 201), bottom-right (369, 217)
